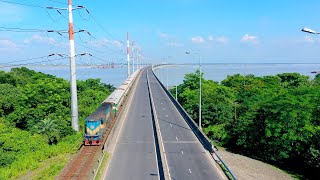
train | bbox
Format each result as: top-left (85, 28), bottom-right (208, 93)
top-left (84, 70), bottom-right (140, 145)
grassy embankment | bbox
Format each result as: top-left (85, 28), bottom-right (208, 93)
top-left (0, 67), bottom-right (114, 179)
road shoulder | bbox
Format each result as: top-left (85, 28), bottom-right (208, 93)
top-left (217, 149), bottom-right (294, 180)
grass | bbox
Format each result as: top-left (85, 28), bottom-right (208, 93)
top-left (94, 152), bottom-right (110, 180)
top-left (16, 153), bottom-right (72, 180)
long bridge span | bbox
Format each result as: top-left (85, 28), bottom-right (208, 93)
top-left (103, 67), bottom-right (227, 180)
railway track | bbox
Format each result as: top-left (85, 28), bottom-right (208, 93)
top-left (57, 71), bottom-right (141, 180)
top-left (57, 145), bottom-right (100, 180)
top-left (57, 117), bottom-right (117, 180)
top-left (57, 91), bottom-right (128, 180)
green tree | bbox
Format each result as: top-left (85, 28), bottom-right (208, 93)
top-left (35, 118), bottom-right (59, 144)
top-left (277, 72), bottom-right (310, 88)
top-left (0, 84), bottom-right (22, 117)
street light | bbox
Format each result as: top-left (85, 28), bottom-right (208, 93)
top-left (302, 27), bottom-right (320, 34)
top-left (165, 56), bottom-right (172, 90)
top-left (185, 51), bottom-right (202, 130)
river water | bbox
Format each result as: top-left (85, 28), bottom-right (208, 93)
top-left (1, 64), bottom-right (320, 87)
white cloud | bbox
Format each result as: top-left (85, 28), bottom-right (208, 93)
top-left (216, 36), bottom-right (229, 44)
top-left (191, 36), bottom-right (205, 44)
top-left (0, 39), bottom-right (16, 47)
top-left (208, 35), bottom-right (214, 41)
top-left (91, 38), bottom-right (123, 48)
top-left (24, 34), bottom-right (56, 44)
top-left (159, 32), bottom-right (169, 39)
top-left (0, 39), bottom-right (19, 52)
top-left (167, 42), bottom-right (183, 47)
top-left (304, 36), bottom-right (316, 43)
top-left (207, 35), bottom-right (229, 44)
top-left (241, 34), bottom-right (259, 44)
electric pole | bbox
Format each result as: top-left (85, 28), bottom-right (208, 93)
top-left (132, 41), bottom-right (135, 73)
top-left (136, 49), bottom-right (139, 70)
top-left (127, 32), bottom-right (130, 77)
top-left (68, 0), bottom-right (79, 132)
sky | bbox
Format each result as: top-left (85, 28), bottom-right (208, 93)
top-left (1, 0), bottom-right (320, 65)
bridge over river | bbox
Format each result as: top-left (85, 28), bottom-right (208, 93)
top-left (103, 67), bottom-right (227, 180)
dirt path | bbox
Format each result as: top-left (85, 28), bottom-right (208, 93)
top-left (216, 149), bottom-right (295, 180)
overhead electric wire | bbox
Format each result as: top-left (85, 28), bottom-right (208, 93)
top-left (50, 10), bottom-right (125, 55)
top-left (2, 55), bottom-right (52, 64)
top-left (1, 57), bottom-right (68, 68)
top-left (85, 32), bottom-right (126, 55)
top-left (0, 0), bottom-right (79, 8)
top-left (44, 4), bottom-right (126, 55)
top-left (0, 26), bottom-right (49, 32)
top-left (0, 0), bottom-right (47, 8)
top-left (0, 1), bottom-right (127, 65)
top-left (47, 0), bottom-right (69, 6)
top-left (84, 8), bottom-right (125, 47)
top-left (91, 54), bottom-right (113, 63)
top-left (71, 21), bottom-right (125, 55)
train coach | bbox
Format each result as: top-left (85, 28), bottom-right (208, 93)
top-left (84, 70), bottom-right (140, 146)
top-left (84, 103), bottom-right (112, 145)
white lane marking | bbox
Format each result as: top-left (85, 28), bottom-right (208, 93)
top-left (161, 102), bottom-right (163, 104)
top-left (163, 108), bottom-right (165, 110)
top-left (176, 136), bottom-right (179, 141)
top-left (189, 169), bottom-right (192, 173)
top-left (166, 115), bottom-right (168, 117)
top-left (104, 69), bottom-right (140, 178)
top-left (153, 68), bottom-right (227, 179)
top-left (147, 70), bottom-right (171, 180)
top-left (181, 151), bottom-right (184, 154)
top-left (170, 124), bottom-right (172, 127)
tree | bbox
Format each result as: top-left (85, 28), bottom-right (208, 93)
top-left (277, 73), bottom-right (310, 88)
top-left (203, 84), bottom-right (235, 141)
top-left (0, 84), bottom-right (22, 117)
top-left (34, 118), bottom-right (59, 144)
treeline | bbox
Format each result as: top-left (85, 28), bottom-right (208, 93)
top-left (0, 67), bottom-right (113, 179)
top-left (171, 70), bottom-right (320, 179)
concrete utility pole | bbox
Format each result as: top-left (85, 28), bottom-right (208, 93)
top-left (68, 0), bottom-right (79, 132)
top-left (47, 0), bottom-right (86, 132)
top-left (127, 32), bottom-right (130, 77)
top-left (132, 41), bottom-right (135, 73)
top-left (136, 49), bottom-right (139, 70)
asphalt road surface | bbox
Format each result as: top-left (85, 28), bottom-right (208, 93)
top-left (104, 69), bottom-right (159, 180)
top-left (104, 68), bottom-right (224, 180)
top-left (147, 68), bottom-right (224, 180)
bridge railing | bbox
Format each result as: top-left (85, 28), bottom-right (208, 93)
top-left (151, 68), bottom-right (237, 180)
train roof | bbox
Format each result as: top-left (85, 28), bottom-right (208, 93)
top-left (102, 70), bottom-right (140, 105)
top-left (103, 88), bottom-right (125, 105)
top-left (86, 103), bottom-right (111, 121)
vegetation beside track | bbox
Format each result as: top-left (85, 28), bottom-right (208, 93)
top-left (171, 70), bottom-right (320, 179)
top-left (0, 67), bottom-right (114, 179)
top-left (94, 152), bottom-right (110, 180)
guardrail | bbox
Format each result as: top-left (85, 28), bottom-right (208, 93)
top-left (151, 67), bottom-right (237, 180)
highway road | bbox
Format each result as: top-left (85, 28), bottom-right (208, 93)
top-left (104, 69), bottom-right (160, 180)
top-left (104, 67), bottom-right (224, 180)
top-left (147, 68), bottom-right (224, 180)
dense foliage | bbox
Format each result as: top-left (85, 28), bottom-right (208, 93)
top-left (0, 67), bottom-right (113, 179)
top-left (171, 70), bottom-right (320, 179)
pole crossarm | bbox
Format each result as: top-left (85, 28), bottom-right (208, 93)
top-left (46, 6), bottom-right (85, 11)
top-left (49, 53), bottom-right (92, 58)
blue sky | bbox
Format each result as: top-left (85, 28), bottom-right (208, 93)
top-left (1, 0), bottom-right (320, 65)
